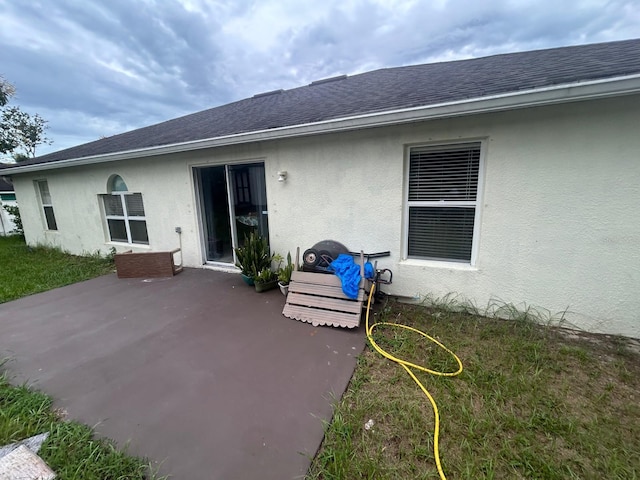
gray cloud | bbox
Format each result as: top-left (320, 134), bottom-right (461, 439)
top-left (1, 0), bottom-right (638, 156)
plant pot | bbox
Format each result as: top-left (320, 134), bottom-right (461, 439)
top-left (255, 279), bottom-right (278, 293)
top-left (241, 273), bottom-right (254, 286)
top-left (278, 281), bottom-right (289, 296)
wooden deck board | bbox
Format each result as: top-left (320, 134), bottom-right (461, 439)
top-left (288, 282), bottom-right (364, 301)
top-left (282, 252), bottom-right (365, 329)
top-left (290, 271), bottom-right (343, 286)
top-left (286, 292), bottom-right (363, 313)
top-left (282, 304), bottom-right (360, 328)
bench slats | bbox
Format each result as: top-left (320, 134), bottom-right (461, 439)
top-left (286, 292), bottom-right (363, 314)
top-left (282, 304), bottom-right (361, 329)
top-left (282, 249), bottom-right (365, 329)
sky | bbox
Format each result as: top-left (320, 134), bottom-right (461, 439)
top-left (1, 0), bottom-right (639, 158)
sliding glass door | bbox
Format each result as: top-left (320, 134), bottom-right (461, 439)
top-left (196, 163), bottom-right (269, 264)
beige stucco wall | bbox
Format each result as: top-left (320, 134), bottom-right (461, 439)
top-left (12, 94), bottom-right (640, 338)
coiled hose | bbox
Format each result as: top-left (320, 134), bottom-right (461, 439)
top-left (365, 284), bottom-right (463, 480)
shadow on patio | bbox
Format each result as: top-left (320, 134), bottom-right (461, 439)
top-left (0, 268), bottom-right (365, 479)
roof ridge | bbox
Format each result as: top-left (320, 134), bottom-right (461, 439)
top-left (358, 38), bottom-right (640, 73)
top-left (12, 37), bottom-right (640, 168)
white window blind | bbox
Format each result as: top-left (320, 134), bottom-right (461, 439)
top-left (125, 193), bottom-right (145, 216)
top-left (103, 195), bottom-right (124, 216)
top-left (406, 142), bottom-right (481, 262)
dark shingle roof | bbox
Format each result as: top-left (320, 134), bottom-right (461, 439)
top-left (21, 38), bottom-right (640, 167)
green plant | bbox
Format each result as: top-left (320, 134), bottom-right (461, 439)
top-left (255, 267), bottom-right (277, 284)
top-left (3, 204), bottom-right (23, 236)
top-left (272, 253), bottom-right (284, 272)
top-left (278, 251), bottom-right (294, 285)
top-left (234, 231), bottom-right (272, 279)
top-left (106, 246), bottom-right (117, 263)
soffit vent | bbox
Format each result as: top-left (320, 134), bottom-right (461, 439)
top-left (310, 74), bottom-right (347, 86)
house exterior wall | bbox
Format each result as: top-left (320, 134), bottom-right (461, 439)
top-left (266, 96), bottom-right (640, 339)
top-left (11, 94), bottom-right (640, 338)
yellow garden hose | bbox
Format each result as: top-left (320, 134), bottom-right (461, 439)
top-left (365, 283), bottom-right (463, 480)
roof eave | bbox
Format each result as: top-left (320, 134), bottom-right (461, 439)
top-left (4, 74), bottom-right (640, 175)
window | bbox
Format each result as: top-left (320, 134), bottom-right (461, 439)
top-left (110, 175), bottom-right (128, 192)
top-left (36, 180), bottom-right (58, 230)
top-left (234, 169), bottom-right (251, 205)
top-left (101, 176), bottom-right (148, 244)
top-left (405, 142), bottom-right (482, 263)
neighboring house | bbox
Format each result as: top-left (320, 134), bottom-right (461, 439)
top-left (1, 39), bottom-right (639, 338)
top-left (0, 176), bottom-right (18, 235)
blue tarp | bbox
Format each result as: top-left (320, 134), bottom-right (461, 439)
top-left (329, 254), bottom-right (374, 299)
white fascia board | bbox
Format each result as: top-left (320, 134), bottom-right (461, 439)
top-left (4, 74), bottom-right (640, 175)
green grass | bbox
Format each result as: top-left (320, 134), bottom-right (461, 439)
top-left (1, 236), bottom-right (161, 478)
top-left (0, 235), bottom-right (114, 303)
top-left (307, 300), bottom-right (640, 479)
top-left (0, 370), bottom-right (163, 479)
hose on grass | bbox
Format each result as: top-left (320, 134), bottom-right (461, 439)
top-left (365, 283), bottom-right (463, 480)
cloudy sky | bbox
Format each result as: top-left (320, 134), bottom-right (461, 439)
top-left (1, 0), bottom-right (639, 158)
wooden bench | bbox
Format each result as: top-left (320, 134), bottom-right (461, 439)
top-left (282, 250), bottom-right (365, 329)
top-left (114, 248), bottom-right (183, 279)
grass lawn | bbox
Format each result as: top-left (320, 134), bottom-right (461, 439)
top-left (307, 299), bottom-right (640, 479)
top-left (0, 235), bottom-right (114, 304)
top-left (0, 371), bottom-right (162, 479)
top-left (1, 235), bottom-right (163, 479)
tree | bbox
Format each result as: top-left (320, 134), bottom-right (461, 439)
top-left (0, 76), bottom-right (17, 154)
top-left (0, 75), bottom-right (52, 159)
top-left (0, 76), bottom-right (15, 107)
top-left (1, 107), bottom-right (51, 158)
top-left (11, 152), bottom-right (29, 162)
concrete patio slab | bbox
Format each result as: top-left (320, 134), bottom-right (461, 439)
top-left (0, 269), bottom-right (366, 479)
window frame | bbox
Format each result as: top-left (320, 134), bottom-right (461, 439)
top-left (403, 140), bottom-right (486, 266)
top-left (35, 180), bottom-right (58, 231)
top-left (102, 191), bottom-right (149, 245)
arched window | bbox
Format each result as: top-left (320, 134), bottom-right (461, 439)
top-left (108, 175), bottom-right (128, 192)
top-left (101, 175), bottom-right (148, 244)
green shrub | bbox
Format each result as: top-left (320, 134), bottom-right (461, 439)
top-left (234, 231), bottom-right (272, 279)
top-left (3, 204), bottom-right (23, 236)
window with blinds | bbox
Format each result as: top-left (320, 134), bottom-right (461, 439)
top-left (101, 188), bottom-right (148, 245)
top-left (406, 142), bottom-right (482, 262)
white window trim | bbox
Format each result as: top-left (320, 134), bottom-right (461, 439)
top-left (36, 180), bottom-right (58, 231)
top-left (402, 139), bottom-right (486, 266)
top-left (103, 192), bottom-right (148, 245)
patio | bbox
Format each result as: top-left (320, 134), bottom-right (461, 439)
top-left (0, 268), bottom-right (365, 479)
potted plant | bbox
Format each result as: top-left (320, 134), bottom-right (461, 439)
top-left (277, 251), bottom-right (294, 296)
top-left (254, 267), bottom-right (278, 293)
top-left (234, 231), bottom-right (272, 286)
